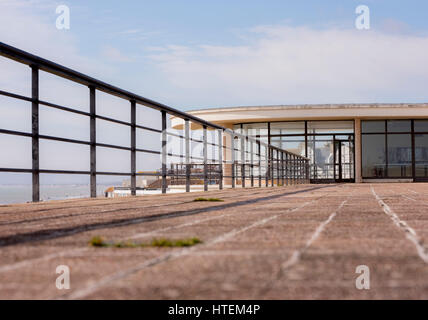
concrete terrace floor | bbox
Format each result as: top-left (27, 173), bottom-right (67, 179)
top-left (0, 183), bottom-right (427, 300)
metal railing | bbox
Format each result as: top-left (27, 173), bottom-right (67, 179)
top-left (0, 42), bottom-right (310, 202)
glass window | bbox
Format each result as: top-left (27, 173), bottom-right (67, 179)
top-left (415, 134), bottom-right (428, 177)
top-left (271, 136), bottom-right (305, 156)
top-left (270, 121), bottom-right (305, 135)
top-left (307, 137), bottom-right (334, 179)
top-left (307, 121), bottom-right (353, 134)
top-left (233, 124), bottom-right (241, 134)
top-left (387, 120), bottom-right (411, 133)
top-left (335, 135), bottom-right (354, 141)
top-left (414, 120), bottom-right (428, 133)
top-left (362, 121), bottom-right (385, 133)
top-left (242, 123), bottom-right (268, 137)
top-left (387, 134), bottom-right (412, 177)
top-left (362, 134), bottom-right (386, 178)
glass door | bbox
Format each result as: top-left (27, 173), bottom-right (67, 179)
top-left (334, 137), bottom-right (354, 182)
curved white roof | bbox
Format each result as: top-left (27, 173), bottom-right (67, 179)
top-left (171, 103), bottom-right (428, 129)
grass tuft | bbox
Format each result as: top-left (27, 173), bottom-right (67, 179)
top-left (89, 236), bottom-right (202, 248)
top-left (193, 197), bottom-right (224, 202)
top-left (151, 237), bottom-right (202, 247)
top-left (89, 236), bottom-right (108, 247)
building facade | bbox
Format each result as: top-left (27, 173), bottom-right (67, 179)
top-left (182, 104), bottom-right (428, 183)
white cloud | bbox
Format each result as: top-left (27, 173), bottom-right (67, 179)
top-left (101, 45), bottom-right (133, 62)
top-left (147, 25), bottom-right (428, 108)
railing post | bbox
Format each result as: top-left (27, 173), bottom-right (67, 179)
top-left (258, 141), bottom-right (261, 187)
top-left (265, 146), bottom-right (269, 187)
top-left (241, 136), bottom-right (245, 188)
top-left (185, 120), bottom-right (190, 192)
top-left (203, 125), bottom-right (208, 191)
top-left (231, 134), bottom-right (235, 188)
top-left (31, 66), bottom-right (39, 202)
top-left (306, 159), bottom-right (309, 183)
top-left (301, 159), bottom-right (304, 184)
top-left (218, 129), bottom-right (223, 190)
top-left (250, 139), bottom-right (254, 187)
top-left (302, 159), bottom-right (305, 184)
top-left (293, 155), bottom-right (296, 185)
top-left (89, 86), bottom-right (96, 198)
top-left (285, 153), bottom-right (289, 186)
top-left (281, 152), bottom-right (284, 186)
top-left (276, 150), bottom-right (280, 186)
top-left (161, 111), bottom-right (167, 194)
top-left (130, 100), bottom-right (136, 196)
top-left (271, 148), bottom-right (274, 187)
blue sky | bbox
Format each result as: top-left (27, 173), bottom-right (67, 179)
top-left (2, 0), bottom-right (428, 109)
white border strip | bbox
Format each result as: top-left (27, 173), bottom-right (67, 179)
top-left (371, 186), bottom-right (428, 264)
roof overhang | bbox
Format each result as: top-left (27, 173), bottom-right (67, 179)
top-left (171, 103), bottom-right (428, 129)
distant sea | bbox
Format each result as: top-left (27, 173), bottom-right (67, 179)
top-left (0, 184), bottom-right (114, 205)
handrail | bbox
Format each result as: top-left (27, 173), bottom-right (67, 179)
top-left (0, 42), bottom-right (307, 158)
top-left (0, 42), bottom-right (310, 202)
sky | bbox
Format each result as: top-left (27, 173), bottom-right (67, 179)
top-left (1, 0), bottom-right (428, 109)
top-left (1, 0), bottom-right (428, 188)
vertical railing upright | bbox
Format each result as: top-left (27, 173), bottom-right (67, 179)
top-left (130, 100), bottom-right (136, 196)
top-left (218, 129), bottom-right (223, 190)
top-left (265, 146), bottom-right (269, 187)
top-left (89, 86), bottom-right (96, 198)
top-left (286, 153), bottom-right (289, 185)
top-left (258, 141), bottom-right (262, 187)
top-left (276, 150), bottom-right (281, 186)
top-left (247, 137), bottom-right (254, 187)
top-left (203, 125), bottom-right (208, 191)
top-left (293, 155), bottom-right (297, 184)
top-left (281, 152), bottom-right (285, 186)
top-left (241, 136), bottom-right (245, 188)
top-left (31, 66), bottom-right (40, 202)
top-left (271, 148), bottom-right (274, 187)
top-left (306, 159), bottom-right (310, 183)
top-left (231, 133), bottom-right (235, 188)
top-left (161, 111), bottom-right (167, 194)
top-left (185, 120), bottom-right (190, 192)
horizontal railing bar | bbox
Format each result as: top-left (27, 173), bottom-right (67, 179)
top-left (96, 115), bottom-right (131, 127)
top-left (40, 169), bottom-right (90, 175)
top-left (135, 148), bottom-right (161, 155)
top-left (0, 128), bottom-right (32, 137)
top-left (39, 135), bottom-right (90, 145)
top-left (135, 172), bottom-right (160, 176)
top-left (0, 168), bottom-right (32, 173)
top-left (96, 172), bottom-right (132, 176)
top-left (39, 99), bottom-right (91, 117)
top-left (96, 143), bottom-right (131, 151)
top-left (0, 90), bottom-right (32, 102)
top-left (135, 125), bottom-right (162, 133)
